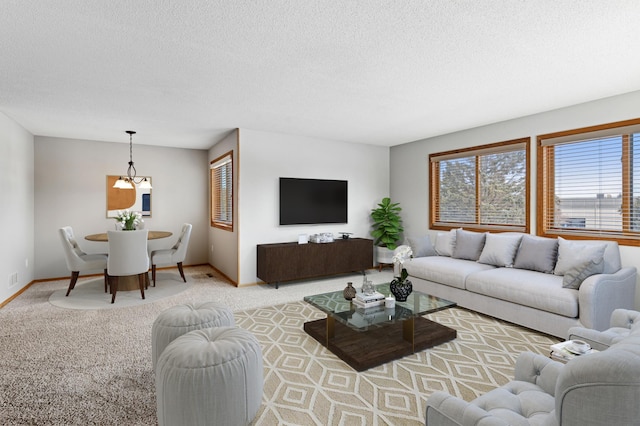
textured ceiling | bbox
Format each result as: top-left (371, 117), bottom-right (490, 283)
top-left (2, 1), bottom-right (640, 149)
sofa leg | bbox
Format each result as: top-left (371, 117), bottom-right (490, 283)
top-left (177, 262), bottom-right (186, 282)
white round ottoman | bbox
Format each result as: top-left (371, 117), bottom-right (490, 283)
top-left (152, 302), bottom-right (234, 370)
top-left (155, 327), bottom-right (264, 426)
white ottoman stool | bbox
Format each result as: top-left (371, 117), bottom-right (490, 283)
top-left (155, 327), bottom-right (264, 426)
top-left (152, 302), bottom-right (234, 370)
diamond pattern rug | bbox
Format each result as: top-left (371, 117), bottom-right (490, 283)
top-left (237, 301), bottom-right (559, 425)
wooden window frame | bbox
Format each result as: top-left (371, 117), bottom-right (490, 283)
top-left (210, 151), bottom-right (234, 231)
top-left (537, 118), bottom-right (640, 246)
top-left (429, 137), bottom-right (530, 233)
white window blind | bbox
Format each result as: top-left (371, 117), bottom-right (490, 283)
top-left (538, 119), bottom-right (640, 242)
top-left (211, 152), bottom-right (233, 229)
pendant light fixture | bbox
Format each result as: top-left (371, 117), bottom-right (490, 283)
top-left (113, 130), bottom-right (152, 189)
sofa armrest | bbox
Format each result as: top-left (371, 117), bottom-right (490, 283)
top-left (578, 267), bottom-right (637, 331)
top-left (425, 391), bottom-right (510, 426)
top-left (513, 352), bottom-right (564, 396)
top-left (609, 308), bottom-right (640, 329)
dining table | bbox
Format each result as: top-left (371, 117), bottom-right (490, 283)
top-left (85, 230), bottom-right (172, 291)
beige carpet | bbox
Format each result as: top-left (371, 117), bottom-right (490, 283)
top-left (0, 266), bottom-right (559, 425)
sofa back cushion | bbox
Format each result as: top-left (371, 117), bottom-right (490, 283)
top-left (406, 235), bottom-right (437, 258)
top-left (452, 229), bottom-right (486, 261)
top-left (477, 233), bottom-right (523, 267)
top-left (554, 238), bottom-right (621, 275)
top-left (513, 235), bottom-right (558, 274)
top-left (435, 229), bottom-right (456, 256)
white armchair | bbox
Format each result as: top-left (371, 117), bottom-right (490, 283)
top-left (425, 329), bottom-right (640, 425)
top-left (58, 226), bottom-right (108, 296)
top-left (568, 308), bottom-right (640, 351)
top-left (107, 229), bottom-right (149, 303)
top-left (150, 223), bottom-right (192, 286)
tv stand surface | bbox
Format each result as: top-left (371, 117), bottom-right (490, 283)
top-left (257, 238), bottom-right (373, 288)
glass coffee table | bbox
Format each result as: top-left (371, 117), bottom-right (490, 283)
top-left (303, 283), bottom-right (457, 371)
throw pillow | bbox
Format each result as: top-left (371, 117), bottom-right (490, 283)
top-left (562, 257), bottom-right (605, 289)
top-left (407, 235), bottom-right (437, 258)
top-left (554, 237), bottom-right (607, 276)
top-left (477, 233), bottom-right (523, 267)
top-left (434, 229), bottom-right (456, 257)
top-left (452, 229), bottom-right (486, 261)
top-left (513, 235), bottom-right (558, 274)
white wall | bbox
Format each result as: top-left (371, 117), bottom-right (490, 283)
top-left (209, 130), bottom-right (239, 283)
top-left (0, 113), bottom-right (34, 304)
top-left (237, 129), bottom-right (390, 286)
top-left (390, 89), bottom-right (640, 308)
top-left (34, 136), bottom-right (210, 280)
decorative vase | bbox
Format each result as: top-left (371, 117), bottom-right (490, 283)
top-left (343, 282), bottom-right (356, 300)
top-left (390, 277), bottom-right (413, 302)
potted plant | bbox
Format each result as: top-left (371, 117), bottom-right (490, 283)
top-left (370, 197), bottom-right (404, 266)
top-left (390, 245), bottom-right (413, 301)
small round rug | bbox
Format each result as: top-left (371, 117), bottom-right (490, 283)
top-left (49, 274), bottom-right (191, 310)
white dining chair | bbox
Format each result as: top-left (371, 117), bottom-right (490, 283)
top-left (107, 229), bottom-right (149, 303)
top-left (150, 223), bottom-right (192, 286)
top-left (59, 226), bottom-right (108, 296)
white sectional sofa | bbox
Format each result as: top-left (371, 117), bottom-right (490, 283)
top-left (403, 229), bottom-right (637, 338)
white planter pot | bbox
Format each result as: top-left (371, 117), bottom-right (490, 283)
top-left (374, 245), bottom-right (394, 266)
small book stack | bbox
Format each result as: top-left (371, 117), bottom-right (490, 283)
top-left (550, 340), bottom-right (598, 363)
top-left (353, 291), bottom-right (385, 309)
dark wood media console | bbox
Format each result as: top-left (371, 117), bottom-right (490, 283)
top-left (257, 238), bottom-right (373, 288)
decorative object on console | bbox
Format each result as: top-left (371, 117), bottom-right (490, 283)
top-left (113, 131), bottom-right (152, 190)
top-left (343, 282), bottom-right (356, 300)
top-left (339, 232), bottom-right (353, 239)
top-left (390, 245), bottom-right (413, 301)
top-left (115, 210), bottom-right (142, 231)
top-left (309, 233), bottom-right (334, 243)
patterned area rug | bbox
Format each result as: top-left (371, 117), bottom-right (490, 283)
top-left (0, 267), bottom-right (559, 425)
top-left (237, 301), bottom-right (559, 425)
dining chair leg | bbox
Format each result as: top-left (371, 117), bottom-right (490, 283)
top-left (177, 262), bottom-right (186, 282)
top-left (110, 276), bottom-right (119, 304)
top-left (104, 269), bottom-right (108, 293)
top-left (65, 271), bottom-right (80, 296)
top-left (138, 273), bottom-right (146, 300)
top-left (152, 264), bottom-right (156, 286)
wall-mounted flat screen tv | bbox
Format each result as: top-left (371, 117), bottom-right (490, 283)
top-left (279, 177), bottom-right (348, 225)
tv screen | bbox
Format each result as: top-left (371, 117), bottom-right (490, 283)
top-left (279, 178), bottom-right (348, 225)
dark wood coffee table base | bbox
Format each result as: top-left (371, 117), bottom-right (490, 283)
top-left (303, 317), bottom-right (456, 371)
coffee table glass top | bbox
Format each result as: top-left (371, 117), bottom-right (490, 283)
top-left (303, 282), bottom-right (456, 331)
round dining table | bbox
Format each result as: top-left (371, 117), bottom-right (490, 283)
top-left (85, 230), bottom-right (172, 242)
top-left (85, 230), bottom-right (172, 291)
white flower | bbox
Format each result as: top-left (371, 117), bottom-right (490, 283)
top-left (392, 245), bottom-right (413, 264)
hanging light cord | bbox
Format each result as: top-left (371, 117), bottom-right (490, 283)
top-left (127, 130), bottom-right (138, 182)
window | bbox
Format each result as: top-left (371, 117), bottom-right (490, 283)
top-left (538, 118), bottom-right (640, 245)
top-left (211, 151), bottom-right (233, 231)
top-left (430, 138), bottom-right (529, 232)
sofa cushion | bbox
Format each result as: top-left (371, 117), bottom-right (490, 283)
top-left (452, 229), bottom-right (486, 261)
top-left (513, 235), bottom-right (558, 274)
top-left (403, 256), bottom-right (495, 290)
top-left (434, 229), bottom-right (456, 256)
top-left (466, 268), bottom-right (578, 318)
top-left (478, 233), bottom-right (523, 267)
top-left (562, 257), bottom-right (605, 289)
top-left (406, 235), bottom-right (437, 258)
top-left (554, 237), bottom-right (607, 276)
